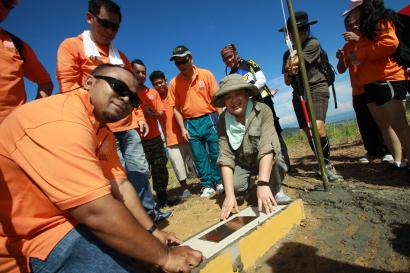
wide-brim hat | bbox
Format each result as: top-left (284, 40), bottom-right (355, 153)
top-left (211, 74), bottom-right (259, 108)
top-left (278, 11), bottom-right (318, 32)
top-left (343, 0), bottom-right (363, 16)
top-left (170, 45), bottom-right (192, 61)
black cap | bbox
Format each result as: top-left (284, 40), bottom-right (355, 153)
top-left (170, 45), bottom-right (192, 61)
top-left (278, 11), bottom-right (318, 32)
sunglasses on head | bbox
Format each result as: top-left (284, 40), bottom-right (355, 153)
top-left (93, 75), bottom-right (141, 108)
top-left (174, 56), bottom-right (190, 66)
top-left (91, 12), bottom-right (120, 31)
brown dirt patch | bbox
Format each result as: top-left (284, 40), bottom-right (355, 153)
top-left (159, 140), bottom-right (410, 272)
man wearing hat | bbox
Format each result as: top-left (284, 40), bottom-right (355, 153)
top-left (280, 11), bottom-right (343, 182)
top-left (212, 74), bottom-right (290, 220)
top-left (168, 45), bottom-right (224, 198)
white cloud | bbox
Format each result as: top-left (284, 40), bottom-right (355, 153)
top-left (269, 76), bottom-right (355, 128)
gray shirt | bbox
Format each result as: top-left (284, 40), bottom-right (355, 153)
top-left (282, 38), bottom-right (329, 98)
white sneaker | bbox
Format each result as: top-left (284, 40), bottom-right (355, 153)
top-left (275, 190), bottom-right (292, 204)
top-left (358, 156), bottom-right (370, 164)
top-left (215, 183), bottom-right (224, 194)
top-left (200, 187), bottom-right (216, 198)
top-left (382, 154), bottom-right (394, 164)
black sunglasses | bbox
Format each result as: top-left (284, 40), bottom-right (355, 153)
top-left (2, 0), bottom-right (15, 9)
top-left (93, 75), bottom-right (141, 108)
top-left (91, 12), bottom-right (120, 31)
top-left (174, 56), bottom-right (190, 66)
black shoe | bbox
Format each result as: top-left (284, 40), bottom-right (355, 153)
top-left (151, 209), bottom-right (172, 223)
top-left (157, 191), bottom-right (180, 208)
top-left (385, 162), bottom-right (407, 172)
top-left (165, 195), bottom-right (181, 207)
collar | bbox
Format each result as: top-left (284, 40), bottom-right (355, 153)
top-left (244, 101), bottom-right (261, 131)
top-left (179, 65), bottom-right (198, 81)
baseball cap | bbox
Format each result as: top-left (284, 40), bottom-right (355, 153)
top-left (343, 0), bottom-right (363, 16)
top-left (170, 45), bottom-right (192, 61)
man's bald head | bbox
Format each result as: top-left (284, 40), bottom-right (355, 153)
top-left (86, 64), bottom-right (139, 124)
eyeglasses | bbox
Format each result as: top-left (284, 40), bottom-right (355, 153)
top-left (174, 56), bottom-right (190, 66)
top-left (90, 12), bottom-right (120, 31)
top-left (2, 0), bottom-right (15, 9)
top-left (93, 75), bottom-right (141, 108)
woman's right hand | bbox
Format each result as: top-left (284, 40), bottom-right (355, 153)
top-left (220, 194), bottom-right (239, 220)
top-left (336, 49), bottom-right (344, 60)
top-left (256, 185), bottom-right (277, 214)
top-left (343, 31), bottom-right (360, 42)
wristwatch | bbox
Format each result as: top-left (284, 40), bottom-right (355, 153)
top-left (256, 180), bottom-right (270, 186)
top-left (147, 224), bottom-right (157, 234)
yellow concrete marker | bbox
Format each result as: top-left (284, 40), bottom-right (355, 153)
top-left (186, 199), bottom-right (305, 272)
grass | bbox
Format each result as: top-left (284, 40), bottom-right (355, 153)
top-left (284, 97), bottom-right (410, 145)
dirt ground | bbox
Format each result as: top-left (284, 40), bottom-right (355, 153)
top-left (158, 139), bottom-right (410, 273)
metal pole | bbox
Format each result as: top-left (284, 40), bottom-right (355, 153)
top-left (286, 0), bottom-right (329, 191)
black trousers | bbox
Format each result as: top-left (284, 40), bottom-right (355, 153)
top-left (353, 94), bottom-right (386, 157)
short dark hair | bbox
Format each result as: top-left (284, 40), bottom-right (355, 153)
top-left (91, 63), bottom-right (125, 75)
top-left (131, 59), bottom-right (146, 68)
top-left (149, 70), bottom-right (166, 84)
top-left (88, 0), bottom-right (122, 23)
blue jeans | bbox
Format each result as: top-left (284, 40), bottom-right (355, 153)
top-left (30, 225), bottom-right (141, 273)
top-left (114, 129), bottom-right (155, 215)
top-left (114, 130), bottom-right (150, 177)
top-left (186, 113), bottom-right (222, 188)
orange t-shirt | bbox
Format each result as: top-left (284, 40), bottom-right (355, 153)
top-left (159, 91), bottom-right (186, 147)
top-left (56, 33), bottom-right (139, 132)
top-left (355, 21), bottom-right (406, 85)
top-left (0, 89), bottom-right (126, 273)
top-left (139, 87), bottom-right (164, 141)
top-left (0, 28), bottom-right (51, 123)
top-left (343, 42), bottom-right (365, 96)
top-left (168, 66), bottom-right (218, 119)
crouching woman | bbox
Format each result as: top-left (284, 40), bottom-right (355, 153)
top-left (212, 74), bottom-right (290, 220)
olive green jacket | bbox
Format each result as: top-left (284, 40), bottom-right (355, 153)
top-left (217, 101), bottom-right (280, 171)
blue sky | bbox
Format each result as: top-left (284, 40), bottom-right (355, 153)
top-left (2, 0), bottom-right (408, 127)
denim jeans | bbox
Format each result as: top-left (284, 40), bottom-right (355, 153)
top-left (114, 129), bottom-right (155, 215)
top-left (114, 129), bottom-right (150, 177)
top-left (30, 225), bottom-right (141, 273)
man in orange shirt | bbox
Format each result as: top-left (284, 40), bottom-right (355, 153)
top-left (0, 64), bottom-right (203, 273)
top-left (56, 0), bottom-right (170, 221)
top-left (168, 45), bottom-right (223, 198)
top-left (131, 60), bottom-right (179, 208)
top-left (150, 70), bottom-right (197, 198)
top-left (0, 0), bottom-right (53, 123)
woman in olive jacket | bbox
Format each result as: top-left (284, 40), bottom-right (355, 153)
top-left (212, 74), bottom-right (290, 221)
